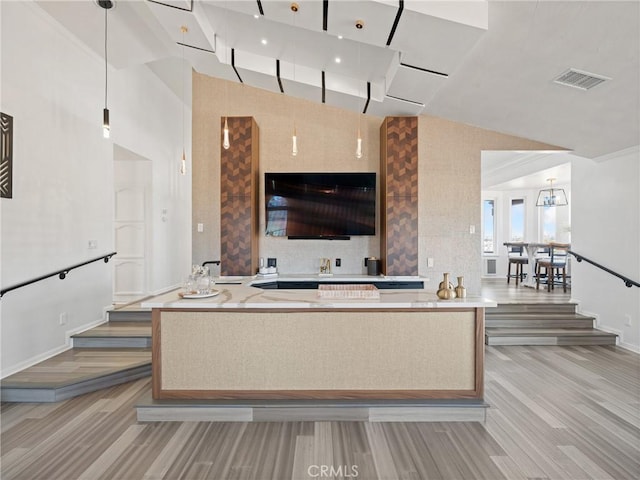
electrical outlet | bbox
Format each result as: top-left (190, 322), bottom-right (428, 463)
top-left (335, 258), bottom-right (341, 267)
top-left (267, 258), bottom-right (277, 268)
top-left (364, 257), bottom-right (369, 267)
top-left (427, 257), bottom-right (434, 267)
top-left (197, 223), bottom-right (204, 232)
top-left (59, 312), bottom-right (68, 325)
top-left (469, 225), bottom-right (475, 234)
top-left (88, 240), bottom-right (97, 249)
top-left (625, 314), bottom-right (632, 327)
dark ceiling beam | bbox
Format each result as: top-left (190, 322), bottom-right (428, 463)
top-left (177, 42), bottom-right (215, 54)
top-left (276, 59), bottom-right (284, 93)
top-left (386, 0), bottom-right (404, 46)
top-left (231, 48), bottom-right (243, 83)
top-left (148, 0), bottom-right (193, 12)
top-left (400, 62), bottom-right (448, 78)
top-left (362, 82), bottom-right (371, 114)
top-left (386, 94), bottom-right (424, 106)
top-left (323, 0), bottom-right (329, 31)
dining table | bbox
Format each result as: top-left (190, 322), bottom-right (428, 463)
top-left (503, 242), bottom-right (569, 288)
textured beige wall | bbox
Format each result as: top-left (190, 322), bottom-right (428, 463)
top-left (193, 73), bottom-right (562, 291)
top-left (160, 310), bottom-right (476, 391)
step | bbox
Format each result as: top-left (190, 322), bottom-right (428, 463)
top-left (489, 303), bottom-right (578, 316)
top-left (486, 313), bottom-right (595, 329)
top-left (71, 321), bottom-right (151, 348)
top-left (1, 348), bottom-right (151, 403)
top-left (136, 393), bottom-right (489, 423)
top-left (485, 328), bottom-right (617, 346)
top-left (107, 309), bottom-right (152, 322)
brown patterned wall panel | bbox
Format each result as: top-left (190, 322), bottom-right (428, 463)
top-left (221, 196), bottom-right (253, 276)
top-left (385, 196), bottom-right (419, 276)
top-left (220, 117), bottom-right (259, 276)
top-left (220, 117), bottom-right (255, 197)
top-left (380, 117), bottom-right (419, 276)
top-left (384, 116), bottom-right (418, 197)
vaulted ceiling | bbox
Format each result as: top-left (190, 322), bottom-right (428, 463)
top-left (36, 0), bottom-right (639, 159)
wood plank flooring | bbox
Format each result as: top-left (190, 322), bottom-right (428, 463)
top-left (2, 345), bottom-right (638, 480)
top-left (480, 278), bottom-right (573, 304)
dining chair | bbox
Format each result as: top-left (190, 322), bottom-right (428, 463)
top-left (536, 243), bottom-right (570, 292)
top-left (507, 244), bottom-right (528, 286)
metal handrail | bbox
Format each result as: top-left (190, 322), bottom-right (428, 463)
top-left (0, 252), bottom-right (117, 299)
top-left (568, 250), bottom-right (639, 288)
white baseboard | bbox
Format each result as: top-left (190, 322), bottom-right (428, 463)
top-left (1, 315), bottom-right (108, 380)
top-left (1, 343), bottom-right (71, 379)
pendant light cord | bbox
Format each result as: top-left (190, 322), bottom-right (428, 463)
top-left (104, 7), bottom-right (108, 108)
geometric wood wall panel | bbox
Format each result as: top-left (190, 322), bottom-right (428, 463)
top-left (220, 117), bottom-right (259, 276)
top-left (220, 196), bottom-right (253, 276)
top-left (385, 195), bottom-right (419, 276)
top-left (1, 112), bottom-right (13, 199)
top-left (383, 116), bottom-right (418, 197)
top-left (220, 117), bottom-right (255, 197)
top-left (380, 116), bottom-right (419, 276)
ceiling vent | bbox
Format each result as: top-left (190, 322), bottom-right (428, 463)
top-left (553, 68), bottom-right (610, 90)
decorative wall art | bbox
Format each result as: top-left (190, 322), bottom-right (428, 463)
top-left (1, 112), bottom-right (13, 199)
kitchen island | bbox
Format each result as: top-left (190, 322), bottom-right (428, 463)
top-left (143, 276), bottom-right (496, 405)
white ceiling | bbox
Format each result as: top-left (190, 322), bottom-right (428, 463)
top-left (482, 151), bottom-right (573, 191)
top-left (35, 0), bottom-right (639, 160)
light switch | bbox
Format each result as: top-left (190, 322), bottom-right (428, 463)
top-left (427, 258), bottom-right (434, 267)
top-left (469, 225), bottom-right (476, 234)
top-left (197, 223), bottom-right (204, 232)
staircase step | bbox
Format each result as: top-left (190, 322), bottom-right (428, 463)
top-left (1, 348), bottom-right (151, 403)
top-left (107, 309), bottom-right (152, 322)
top-left (485, 328), bottom-right (617, 346)
top-left (71, 321), bottom-right (151, 348)
top-left (486, 313), bottom-right (595, 329)
top-left (490, 303), bottom-right (578, 315)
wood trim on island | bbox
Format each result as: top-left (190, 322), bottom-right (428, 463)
top-left (151, 306), bottom-right (485, 401)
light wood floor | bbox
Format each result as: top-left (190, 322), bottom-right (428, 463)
top-left (2, 344), bottom-right (638, 480)
top-left (480, 277), bottom-right (573, 304)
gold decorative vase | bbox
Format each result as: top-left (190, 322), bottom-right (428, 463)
top-left (455, 276), bottom-right (467, 298)
top-left (437, 273), bottom-right (457, 300)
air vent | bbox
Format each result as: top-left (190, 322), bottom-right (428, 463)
top-left (553, 68), bottom-right (610, 90)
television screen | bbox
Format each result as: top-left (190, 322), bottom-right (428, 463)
top-left (265, 173), bottom-right (376, 238)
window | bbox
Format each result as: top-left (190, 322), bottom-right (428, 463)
top-left (483, 199), bottom-right (496, 254)
top-left (510, 198), bottom-right (525, 242)
top-left (541, 205), bottom-right (557, 242)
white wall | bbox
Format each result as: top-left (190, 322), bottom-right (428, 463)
top-left (0, 1), bottom-right (191, 377)
top-left (571, 147), bottom-right (640, 352)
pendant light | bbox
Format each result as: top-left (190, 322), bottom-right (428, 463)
top-left (355, 34), bottom-right (363, 159)
top-left (179, 26), bottom-right (188, 175)
top-left (291, 3), bottom-right (299, 157)
top-left (98, 0), bottom-right (114, 138)
top-left (536, 178), bottom-right (568, 207)
top-left (223, 117), bottom-right (230, 150)
top-left (222, 2), bottom-right (230, 150)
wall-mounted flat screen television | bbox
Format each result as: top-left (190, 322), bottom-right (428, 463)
top-left (265, 172), bottom-right (376, 238)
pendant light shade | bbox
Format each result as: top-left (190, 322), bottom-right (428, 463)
top-left (355, 128), bottom-right (362, 159)
top-left (536, 178), bottom-right (568, 207)
top-left (223, 117), bottom-right (230, 150)
top-left (103, 108), bottom-right (110, 138)
top-left (292, 126), bottom-right (298, 156)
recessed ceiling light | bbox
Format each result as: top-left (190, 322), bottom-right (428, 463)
top-left (337, 35), bottom-right (343, 40)
top-left (254, 14), bottom-right (259, 19)
top-left (261, 39), bottom-right (268, 45)
top-left (335, 57), bottom-right (341, 63)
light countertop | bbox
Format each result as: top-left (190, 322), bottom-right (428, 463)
top-left (142, 275), bottom-right (496, 310)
